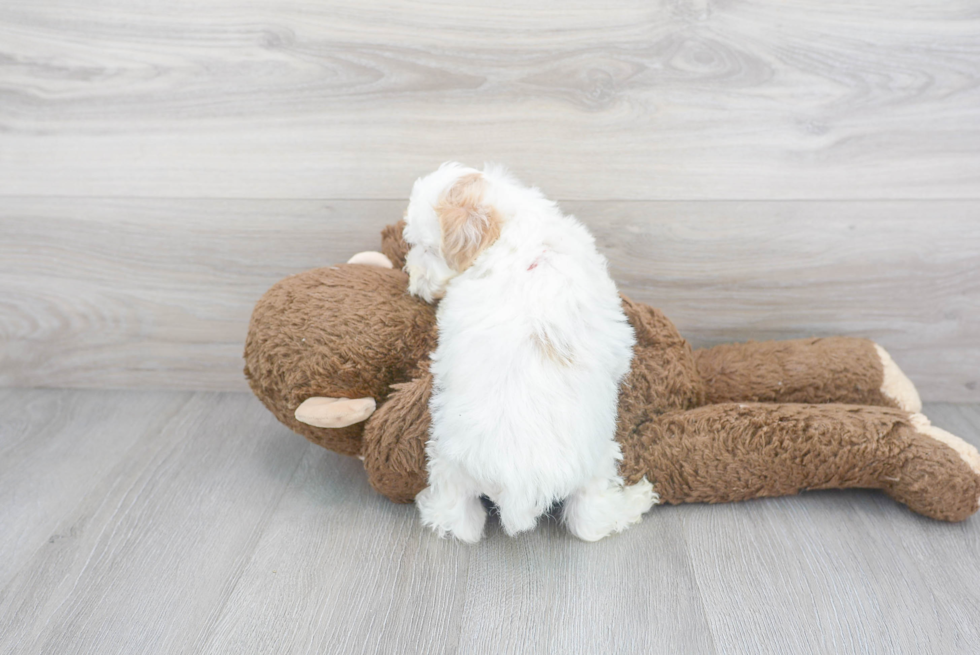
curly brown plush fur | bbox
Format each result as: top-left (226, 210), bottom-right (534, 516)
top-left (244, 222), bottom-right (980, 522)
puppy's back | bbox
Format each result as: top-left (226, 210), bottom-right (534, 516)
top-left (428, 210), bottom-right (635, 495)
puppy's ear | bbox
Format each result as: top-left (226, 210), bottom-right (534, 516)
top-left (436, 173), bottom-right (502, 271)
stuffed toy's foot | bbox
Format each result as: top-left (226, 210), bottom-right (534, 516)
top-left (894, 412), bottom-right (980, 520)
top-left (876, 344), bottom-right (922, 412)
top-left (909, 413), bottom-right (980, 472)
top-left (620, 403), bottom-right (980, 522)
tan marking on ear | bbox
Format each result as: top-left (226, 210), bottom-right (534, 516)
top-left (436, 172), bottom-right (502, 271)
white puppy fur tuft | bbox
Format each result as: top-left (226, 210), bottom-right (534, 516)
top-left (404, 162), bottom-right (655, 542)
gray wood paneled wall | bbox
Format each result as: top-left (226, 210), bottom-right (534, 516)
top-left (1, 0), bottom-right (979, 399)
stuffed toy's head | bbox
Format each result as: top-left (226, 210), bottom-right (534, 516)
top-left (243, 224), bottom-right (434, 457)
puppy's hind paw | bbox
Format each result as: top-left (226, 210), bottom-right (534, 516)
top-left (416, 486), bottom-right (487, 544)
top-left (563, 477), bottom-right (658, 542)
top-left (498, 502), bottom-right (542, 537)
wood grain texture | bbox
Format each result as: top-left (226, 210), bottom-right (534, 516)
top-left (2, 197), bottom-right (978, 401)
top-left (1, 389), bottom-right (979, 654)
top-left (1, 0), bottom-right (979, 200)
top-left (0, 389), bottom-right (310, 655)
top-left (0, 197), bottom-right (400, 391)
top-left (201, 451), bottom-right (716, 655)
top-left (0, 389), bottom-right (192, 589)
top-left (589, 200), bottom-right (980, 403)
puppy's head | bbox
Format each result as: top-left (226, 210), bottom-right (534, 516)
top-left (403, 162), bottom-right (502, 302)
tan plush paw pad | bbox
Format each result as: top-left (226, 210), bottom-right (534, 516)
top-left (295, 397), bottom-right (376, 428)
top-left (347, 251), bottom-right (394, 268)
top-left (875, 344), bottom-right (922, 413)
top-left (910, 413), bottom-right (980, 476)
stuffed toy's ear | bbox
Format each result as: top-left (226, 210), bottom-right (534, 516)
top-left (294, 397), bottom-right (376, 428)
top-left (347, 251), bottom-right (394, 268)
top-left (436, 172), bottom-right (502, 272)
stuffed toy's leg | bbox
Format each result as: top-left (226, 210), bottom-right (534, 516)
top-left (694, 337), bottom-right (922, 412)
top-left (619, 403), bottom-right (980, 522)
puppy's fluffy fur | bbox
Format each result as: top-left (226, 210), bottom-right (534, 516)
top-left (404, 163), bottom-right (657, 542)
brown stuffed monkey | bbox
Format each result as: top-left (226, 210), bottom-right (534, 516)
top-left (244, 222), bottom-right (980, 526)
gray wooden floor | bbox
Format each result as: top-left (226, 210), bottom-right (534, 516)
top-left (2, 388), bottom-right (979, 654)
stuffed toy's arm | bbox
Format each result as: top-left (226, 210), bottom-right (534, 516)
top-left (361, 370), bottom-right (432, 504)
top-left (619, 402), bottom-right (980, 522)
top-left (616, 296), bottom-right (705, 421)
top-left (381, 220), bottom-right (410, 270)
top-left (694, 337), bottom-right (922, 412)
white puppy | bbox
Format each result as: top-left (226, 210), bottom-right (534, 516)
top-left (403, 162), bottom-right (657, 543)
